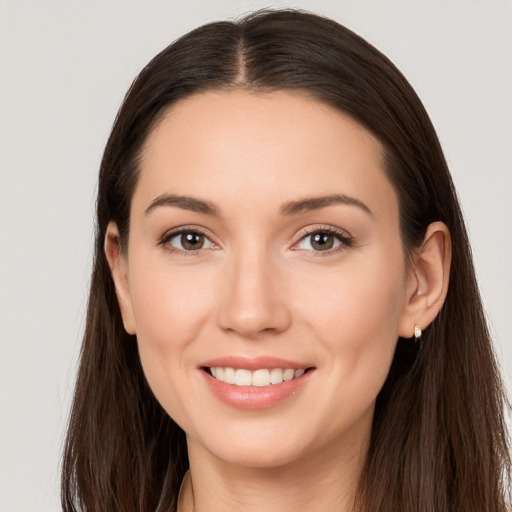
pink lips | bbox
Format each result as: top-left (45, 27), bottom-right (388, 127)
top-left (199, 356), bottom-right (314, 410)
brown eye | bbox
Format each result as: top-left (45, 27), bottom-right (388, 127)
top-left (310, 233), bottom-right (335, 251)
top-left (166, 231), bottom-right (214, 251)
top-left (295, 229), bottom-right (349, 253)
top-left (181, 232), bottom-right (205, 250)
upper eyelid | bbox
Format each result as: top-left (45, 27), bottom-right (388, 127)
top-left (295, 224), bottom-right (353, 240)
top-left (160, 225), bottom-right (213, 240)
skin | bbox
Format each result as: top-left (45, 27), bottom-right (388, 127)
top-left (106, 90), bottom-right (451, 512)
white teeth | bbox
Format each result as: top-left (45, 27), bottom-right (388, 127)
top-left (252, 369), bottom-right (270, 387)
top-left (270, 368), bottom-right (283, 384)
top-left (209, 367), bottom-right (307, 386)
top-left (224, 367), bottom-right (236, 384)
top-left (283, 368), bottom-right (295, 381)
top-left (235, 369), bottom-right (252, 386)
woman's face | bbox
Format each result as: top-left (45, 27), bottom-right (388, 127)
top-left (114, 90), bottom-right (417, 468)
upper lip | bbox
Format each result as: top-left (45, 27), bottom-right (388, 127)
top-left (200, 356), bottom-right (312, 371)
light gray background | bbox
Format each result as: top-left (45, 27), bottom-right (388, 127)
top-left (1, 1), bottom-right (511, 510)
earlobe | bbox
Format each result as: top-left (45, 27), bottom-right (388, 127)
top-left (104, 222), bottom-right (136, 335)
top-left (399, 221), bottom-right (452, 338)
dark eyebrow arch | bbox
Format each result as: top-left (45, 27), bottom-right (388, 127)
top-left (145, 194), bottom-right (220, 216)
top-left (280, 194), bottom-right (373, 217)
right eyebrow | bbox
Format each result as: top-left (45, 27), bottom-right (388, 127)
top-left (280, 194), bottom-right (373, 217)
top-left (144, 194), bottom-right (220, 216)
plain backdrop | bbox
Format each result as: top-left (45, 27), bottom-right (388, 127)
top-left (1, 1), bottom-right (511, 510)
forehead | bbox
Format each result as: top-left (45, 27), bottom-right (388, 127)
top-left (134, 90), bottom-right (397, 220)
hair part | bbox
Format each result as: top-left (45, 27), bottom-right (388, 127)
top-left (62, 9), bottom-right (511, 512)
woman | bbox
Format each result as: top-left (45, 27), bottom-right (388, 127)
top-left (61, 9), bottom-right (511, 512)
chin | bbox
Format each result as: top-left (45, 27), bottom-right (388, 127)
top-left (186, 417), bottom-right (332, 470)
top-left (210, 439), bottom-right (308, 469)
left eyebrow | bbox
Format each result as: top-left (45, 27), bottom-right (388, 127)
top-left (144, 193), bottom-right (220, 216)
top-left (280, 194), bottom-right (373, 217)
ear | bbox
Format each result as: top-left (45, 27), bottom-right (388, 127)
top-left (104, 222), bottom-right (136, 335)
top-left (398, 221), bottom-right (452, 338)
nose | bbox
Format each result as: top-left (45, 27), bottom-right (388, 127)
top-left (217, 248), bottom-right (292, 339)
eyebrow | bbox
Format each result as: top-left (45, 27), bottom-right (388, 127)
top-left (145, 194), bottom-right (220, 216)
top-left (144, 193), bottom-right (372, 217)
top-left (280, 194), bottom-right (373, 216)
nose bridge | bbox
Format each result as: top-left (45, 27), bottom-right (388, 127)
top-left (217, 238), bottom-right (290, 337)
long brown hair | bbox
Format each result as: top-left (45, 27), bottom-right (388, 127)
top-left (62, 9), bottom-right (511, 511)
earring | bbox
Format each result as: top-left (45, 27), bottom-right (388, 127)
top-left (414, 324), bottom-right (422, 344)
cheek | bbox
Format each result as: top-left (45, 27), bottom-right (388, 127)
top-left (295, 249), bottom-right (407, 395)
top-left (126, 257), bottom-right (214, 413)
top-left (129, 260), bottom-right (213, 348)
top-left (126, 267), bottom-right (218, 439)
top-left (299, 249), bottom-right (405, 332)
top-left (338, 263), bottom-right (404, 340)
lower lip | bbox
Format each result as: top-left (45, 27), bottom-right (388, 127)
top-left (201, 370), bottom-right (313, 410)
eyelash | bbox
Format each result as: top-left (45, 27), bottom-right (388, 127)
top-left (158, 225), bottom-right (354, 256)
top-left (158, 226), bottom-right (215, 256)
top-left (292, 225), bottom-right (354, 257)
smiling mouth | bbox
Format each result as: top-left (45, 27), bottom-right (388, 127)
top-left (204, 367), bottom-right (312, 387)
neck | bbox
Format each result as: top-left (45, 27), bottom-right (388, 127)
top-left (178, 428), bottom-right (369, 512)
